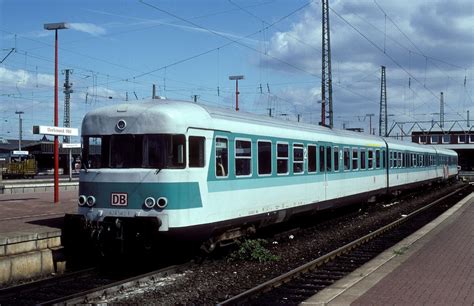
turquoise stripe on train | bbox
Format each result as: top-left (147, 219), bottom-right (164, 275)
top-left (79, 182), bottom-right (202, 210)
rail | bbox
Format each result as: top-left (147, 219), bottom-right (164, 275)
top-left (219, 184), bottom-right (471, 305)
top-left (40, 263), bottom-right (192, 305)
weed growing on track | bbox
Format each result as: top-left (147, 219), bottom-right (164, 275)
top-left (229, 239), bottom-right (279, 263)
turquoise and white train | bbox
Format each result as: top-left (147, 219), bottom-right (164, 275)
top-left (66, 100), bottom-right (458, 252)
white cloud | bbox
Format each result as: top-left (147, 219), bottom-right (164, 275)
top-left (69, 23), bottom-right (107, 36)
top-left (260, 0), bottom-right (473, 128)
top-left (0, 67), bottom-right (54, 88)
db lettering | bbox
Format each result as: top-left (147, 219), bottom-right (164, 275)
top-left (111, 193), bottom-right (128, 206)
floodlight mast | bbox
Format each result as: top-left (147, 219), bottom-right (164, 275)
top-left (44, 22), bottom-right (69, 204)
top-left (229, 75), bottom-right (244, 111)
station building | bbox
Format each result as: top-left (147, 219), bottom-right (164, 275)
top-left (411, 129), bottom-right (474, 172)
top-left (0, 136), bottom-right (81, 175)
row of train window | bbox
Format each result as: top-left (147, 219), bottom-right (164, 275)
top-left (214, 137), bottom-right (386, 177)
top-left (388, 151), bottom-right (457, 169)
top-left (210, 138), bottom-right (457, 178)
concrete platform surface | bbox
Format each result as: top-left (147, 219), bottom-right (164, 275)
top-left (0, 191), bottom-right (78, 284)
top-left (0, 190), bottom-right (77, 237)
top-left (303, 192), bottom-right (474, 306)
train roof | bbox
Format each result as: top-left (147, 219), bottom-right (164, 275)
top-left (81, 99), bottom-right (456, 155)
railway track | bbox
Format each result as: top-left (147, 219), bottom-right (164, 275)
top-left (219, 184), bottom-right (472, 305)
top-left (0, 263), bottom-right (190, 305)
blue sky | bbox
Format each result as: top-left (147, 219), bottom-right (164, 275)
top-left (0, 0), bottom-right (473, 142)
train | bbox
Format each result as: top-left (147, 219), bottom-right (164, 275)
top-left (64, 99), bottom-right (458, 254)
top-left (2, 158), bottom-right (37, 179)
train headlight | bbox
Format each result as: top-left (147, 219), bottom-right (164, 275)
top-left (78, 195), bottom-right (87, 206)
top-left (86, 196), bottom-right (96, 207)
top-left (116, 119), bottom-right (127, 131)
top-left (144, 197), bottom-right (156, 209)
top-left (156, 197), bottom-right (168, 209)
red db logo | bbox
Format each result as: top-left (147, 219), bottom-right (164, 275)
top-left (111, 193), bottom-right (128, 206)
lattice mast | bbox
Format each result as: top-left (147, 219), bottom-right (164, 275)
top-left (321, 0), bottom-right (333, 128)
top-left (62, 69), bottom-right (73, 143)
top-left (379, 66), bottom-right (387, 136)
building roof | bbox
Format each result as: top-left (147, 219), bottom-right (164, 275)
top-left (0, 139), bottom-right (46, 152)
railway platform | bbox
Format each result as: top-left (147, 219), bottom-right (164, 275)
top-left (0, 191), bottom-right (77, 285)
top-left (303, 191), bottom-right (474, 305)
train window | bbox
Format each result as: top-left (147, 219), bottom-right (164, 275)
top-left (442, 135), bottom-right (450, 143)
top-left (308, 145), bottom-right (317, 173)
top-left (333, 146), bottom-right (339, 172)
top-left (458, 135), bottom-right (466, 143)
top-left (360, 149), bottom-right (366, 170)
top-left (90, 134), bottom-right (188, 169)
top-left (82, 136), bottom-right (105, 169)
top-left (431, 135), bottom-right (439, 144)
top-left (142, 135), bottom-right (160, 168)
top-left (469, 135), bottom-right (474, 143)
top-left (397, 152), bottom-right (402, 168)
top-left (215, 137), bottom-right (228, 177)
top-left (258, 141), bottom-right (272, 175)
top-left (277, 143), bottom-right (289, 174)
top-left (352, 148), bottom-right (358, 170)
top-left (293, 144), bottom-right (304, 174)
top-left (419, 136), bottom-right (427, 144)
top-left (235, 140), bottom-right (252, 176)
top-left (109, 135), bottom-right (142, 168)
top-left (375, 149), bottom-right (380, 169)
top-left (343, 147), bottom-right (350, 171)
top-left (382, 150), bottom-right (386, 168)
top-left (368, 149), bottom-right (374, 169)
top-left (142, 134), bottom-right (186, 169)
top-left (189, 136), bottom-right (205, 167)
top-left (319, 146), bottom-right (325, 172)
top-left (326, 146), bottom-right (332, 172)
top-left (389, 151), bottom-right (394, 168)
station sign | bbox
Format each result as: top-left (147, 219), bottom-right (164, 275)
top-left (62, 143), bottom-right (81, 149)
top-left (33, 125), bottom-right (78, 137)
top-left (12, 150), bottom-right (29, 155)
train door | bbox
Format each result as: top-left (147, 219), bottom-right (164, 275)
top-left (318, 142), bottom-right (332, 200)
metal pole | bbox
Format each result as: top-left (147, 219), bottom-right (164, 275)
top-left (229, 75), bottom-right (243, 111)
top-left (440, 92), bottom-right (444, 128)
top-left (68, 149), bottom-right (72, 182)
top-left (235, 79), bottom-right (239, 111)
top-left (15, 111), bottom-right (24, 151)
top-left (54, 29), bottom-right (59, 203)
top-left (369, 115), bottom-right (372, 134)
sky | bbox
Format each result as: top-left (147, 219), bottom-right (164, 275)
top-left (0, 0), bottom-right (473, 142)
